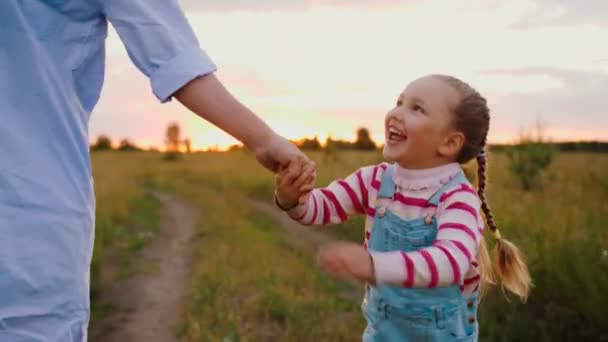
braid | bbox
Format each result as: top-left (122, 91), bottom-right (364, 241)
top-left (476, 139), bottom-right (498, 235)
top-left (436, 74), bottom-right (531, 301)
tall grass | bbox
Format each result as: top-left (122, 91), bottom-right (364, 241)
top-left (89, 152), bottom-right (160, 322)
top-left (91, 150), bottom-right (608, 341)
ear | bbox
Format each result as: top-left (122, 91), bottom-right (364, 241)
top-left (438, 131), bottom-right (465, 159)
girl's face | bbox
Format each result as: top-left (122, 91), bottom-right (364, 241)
top-left (383, 75), bottom-right (462, 169)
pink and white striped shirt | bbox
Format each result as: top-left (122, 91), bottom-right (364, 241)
top-left (286, 162), bottom-right (483, 294)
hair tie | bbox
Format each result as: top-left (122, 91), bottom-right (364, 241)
top-left (478, 150), bottom-right (486, 158)
top-left (491, 229), bottom-right (502, 240)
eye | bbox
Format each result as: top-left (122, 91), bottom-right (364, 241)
top-left (413, 104), bottom-right (425, 113)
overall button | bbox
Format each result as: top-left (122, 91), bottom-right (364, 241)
top-left (378, 207), bottom-right (386, 217)
top-left (424, 215), bottom-right (433, 225)
top-left (467, 300), bottom-right (475, 308)
top-left (468, 316), bottom-right (476, 323)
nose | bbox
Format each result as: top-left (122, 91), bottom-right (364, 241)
top-left (386, 107), bottom-right (404, 123)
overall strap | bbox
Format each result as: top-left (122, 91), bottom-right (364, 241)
top-left (427, 171), bottom-right (469, 206)
top-left (377, 164), bottom-right (396, 199)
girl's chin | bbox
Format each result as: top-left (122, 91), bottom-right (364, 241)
top-left (382, 148), bottom-right (401, 162)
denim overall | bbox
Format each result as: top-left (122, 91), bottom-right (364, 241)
top-left (362, 165), bottom-right (479, 342)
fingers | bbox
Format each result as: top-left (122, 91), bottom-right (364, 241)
top-left (292, 164), bottom-right (314, 188)
top-left (260, 133), bottom-right (316, 175)
top-left (305, 171), bottom-right (316, 190)
top-left (275, 166), bottom-right (288, 187)
top-left (297, 165), bottom-right (316, 204)
top-left (261, 135), bottom-right (304, 173)
top-left (286, 155), bottom-right (305, 177)
top-left (286, 151), bottom-right (316, 176)
top-left (298, 182), bottom-right (314, 204)
top-left (318, 246), bottom-right (339, 273)
top-left (318, 243), bottom-right (348, 276)
top-left (318, 242), bottom-right (371, 282)
top-left (280, 161), bottom-right (301, 186)
top-left (278, 155), bottom-right (316, 184)
top-left (299, 184), bottom-right (314, 193)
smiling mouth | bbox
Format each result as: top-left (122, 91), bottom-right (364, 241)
top-left (387, 126), bottom-right (406, 143)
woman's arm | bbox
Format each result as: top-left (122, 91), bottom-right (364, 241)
top-left (175, 74), bottom-right (311, 172)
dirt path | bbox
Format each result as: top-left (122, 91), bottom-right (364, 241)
top-left (91, 192), bottom-right (197, 342)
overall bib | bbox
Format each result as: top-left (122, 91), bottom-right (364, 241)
top-left (362, 166), bottom-right (479, 341)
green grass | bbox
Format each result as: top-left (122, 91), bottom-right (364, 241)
top-left (149, 164), bottom-right (366, 341)
top-left (90, 150), bottom-right (608, 341)
top-left (89, 152), bottom-right (161, 323)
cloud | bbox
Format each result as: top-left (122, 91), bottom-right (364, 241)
top-left (512, 0), bottom-right (608, 29)
top-left (480, 67), bottom-right (608, 140)
top-left (178, 0), bottom-right (415, 12)
top-left (216, 66), bottom-right (291, 97)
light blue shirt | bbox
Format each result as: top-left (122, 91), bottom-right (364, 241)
top-left (0, 1), bottom-right (216, 340)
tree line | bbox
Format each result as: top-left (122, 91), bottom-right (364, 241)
top-left (90, 122), bottom-right (608, 153)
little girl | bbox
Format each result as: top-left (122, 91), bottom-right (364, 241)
top-left (274, 74), bottom-right (531, 341)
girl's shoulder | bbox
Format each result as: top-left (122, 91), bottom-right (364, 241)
top-left (357, 161), bottom-right (390, 172)
top-left (438, 175), bottom-right (481, 207)
top-left (353, 162), bottom-right (391, 184)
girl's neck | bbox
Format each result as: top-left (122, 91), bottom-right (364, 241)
top-left (392, 162), bottom-right (461, 191)
top-left (396, 156), bottom-right (457, 170)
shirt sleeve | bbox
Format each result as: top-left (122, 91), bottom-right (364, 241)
top-left (371, 184), bottom-right (483, 288)
top-left (286, 164), bottom-right (384, 225)
top-left (100, 0), bottom-right (217, 102)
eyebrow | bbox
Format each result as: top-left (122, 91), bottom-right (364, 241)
top-left (398, 94), bottom-right (431, 112)
top-left (408, 96), bottom-right (430, 112)
top-left (410, 96), bottom-right (427, 106)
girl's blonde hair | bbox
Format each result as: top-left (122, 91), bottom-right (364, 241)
top-left (435, 74), bottom-right (532, 302)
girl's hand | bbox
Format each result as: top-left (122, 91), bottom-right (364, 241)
top-left (275, 161), bottom-right (315, 210)
top-left (317, 241), bottom-right (375, 284)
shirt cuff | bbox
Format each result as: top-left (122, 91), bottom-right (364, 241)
top-left (370, 251), bottom-right (407, 286)
top-left (284, 194), bottom-right (312, 220)
top-left (151, 46), bottom-right (217, 103)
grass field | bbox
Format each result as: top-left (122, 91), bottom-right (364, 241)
top-left (90, 150), bottom-right (608, 341)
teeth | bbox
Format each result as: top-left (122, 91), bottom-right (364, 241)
top-left (389, 127), bottom-right (402, 136)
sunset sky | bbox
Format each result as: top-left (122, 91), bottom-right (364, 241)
top-left (90, 0), bottom-right (608, 150)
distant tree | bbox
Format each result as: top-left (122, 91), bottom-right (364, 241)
top-left (297, 136), bottom-right (322, 150)
top-left (91, 135), bottom-right (113, 151)
top-left (206, 145), bottom-right (221, 152)
top-left (165, 122), bottom-right (181, 153)
top-left (184, 138), bottom-right (191, 153)
top-left (164, 122), bottom-right (181, 161)
top-left (325, 136), bottom-right (335, 151)
top-left (117, 139), bottom-right (140, 152)
top-left (354, 127), bottom-right (376, 150)
top-left (556, 141), bottom-right (608, 153)
top-left (228, 144), bottom-right (244, 151)
top-left (325, 136), bottom-right (354, 150)
top-left (323, 136), bottom-right (339, 162)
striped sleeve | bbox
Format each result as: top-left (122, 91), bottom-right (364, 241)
top-left (371, 184), bottom-right (483, 287)
top-left (287, 164), bottom-right (382, 225)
